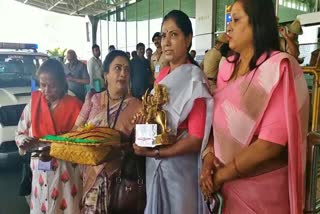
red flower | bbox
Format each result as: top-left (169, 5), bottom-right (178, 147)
top-left (60, 170), bottom-right (70, 183)
top-left (39, 174), bottom-right (44, 187)
top-left (41, 203), bottom-right (46, 213)
top-left (51, 187), bottom-right (59, 200)
top-left (60, 198), bottom-right (67, 211)
top-left (34, 186), bottom-right (38, 198)
top-left (51, 159), bottom-right (58, 172)
top-left (71, 184), bottom-right (78, 198)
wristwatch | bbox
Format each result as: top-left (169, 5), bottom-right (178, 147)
top-left (154, 147), bottom-right (160, 159)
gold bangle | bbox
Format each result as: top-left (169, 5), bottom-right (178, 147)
top-left (201, 147), bottom-right (214, 160)
top-left (233, 158), bottom-right (244, 178)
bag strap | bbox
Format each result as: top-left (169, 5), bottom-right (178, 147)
top-left (206, 192), bottom-right (223, 214)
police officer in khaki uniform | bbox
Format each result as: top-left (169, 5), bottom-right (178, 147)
top-left (150, 32), bottom-right (169, 80)
top-left (279, 19), bottom-right (303, 60)
top-left (201, 33), bottom-right (228, 92)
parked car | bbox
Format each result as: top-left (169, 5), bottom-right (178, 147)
top-left (0, 42), bottom-right (48, 168)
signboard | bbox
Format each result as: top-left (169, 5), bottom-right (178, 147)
top-left (225, 5), bottom-right (232, 31)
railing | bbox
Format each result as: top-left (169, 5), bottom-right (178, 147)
top-left (305, 132), bottom-right (320, 213)
top-left (302, 45), bottom-right (320, 131)
top-left (304, 68), bottom-right (319, 131)
top-left (303, 50), bottom-right (320, 213)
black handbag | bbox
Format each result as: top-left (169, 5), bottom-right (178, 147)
top-left (18, 153), bottom-right (32, 196)
top-left (108, 153), bottom-right (146, 214)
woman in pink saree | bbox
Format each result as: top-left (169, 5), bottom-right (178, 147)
top-left (200, 0), bottom-right (309, 213)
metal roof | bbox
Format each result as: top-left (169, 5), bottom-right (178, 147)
top-left (14, 0), bottom-right (135, 18)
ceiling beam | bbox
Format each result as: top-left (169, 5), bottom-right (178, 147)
top-left (69, 0), bottom-right (100, 15)
top-left (95, 0), bottom-right (131, 17)
top-left (48, 0), bottom-right (64, 11)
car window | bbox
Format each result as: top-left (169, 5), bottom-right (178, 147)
top-left (0, 55), bottom-right (48, 87)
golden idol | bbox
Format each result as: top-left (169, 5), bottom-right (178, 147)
top-left (139, 84), bottom-right (171, 146)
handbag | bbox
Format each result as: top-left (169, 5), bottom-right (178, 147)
top-left (108, 153), bottom-right (146, 214)
top-left (207, 192), bottom-right (224, 214)
top-left (18, 153), bottom-right (32, 196)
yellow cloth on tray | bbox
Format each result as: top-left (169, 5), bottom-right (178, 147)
top-left (40, 127), bottom-right (121, 165)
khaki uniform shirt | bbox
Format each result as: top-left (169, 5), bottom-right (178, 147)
top-left (202, 47), bottom-right (222, 92)
top-left (151, 49), bottom-right (169, 80)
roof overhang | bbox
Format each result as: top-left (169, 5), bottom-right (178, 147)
top-left (14, 0), bottom-right (135, 18)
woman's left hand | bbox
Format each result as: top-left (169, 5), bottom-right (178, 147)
top-left (133, 143), bottom-right (156, 157)
top-left (36, 146), bottom-right (52, 162)
top-left (212, 168), bottom-right (224, 193)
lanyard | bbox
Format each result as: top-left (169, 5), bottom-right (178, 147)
top-left (107, 93), bottom-right (125, 129)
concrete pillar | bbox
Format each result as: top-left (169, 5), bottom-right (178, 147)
top-left (89, 16), bottom-right (99, 45)
top-left (194, 0), bottom-right (216, 58)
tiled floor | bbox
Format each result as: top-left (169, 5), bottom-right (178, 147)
top-left (0, 168), bottom-right (29, 214)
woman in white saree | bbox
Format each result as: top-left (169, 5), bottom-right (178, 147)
top-left (133, 10), bottom-right (213, 214)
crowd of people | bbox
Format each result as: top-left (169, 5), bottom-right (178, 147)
top-left (15, 0), bottom-right (310, 213)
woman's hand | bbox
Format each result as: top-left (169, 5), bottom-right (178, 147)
top-left (38, 147), bottom-right (52, 162)
top-left (133, 144), bottom-right (156, 157)
top-left (19, 137), bottom-right (38, 150)
top-left (200, 153), bottom-right (216, 200)
top-left (211, 168), bottom-right (225, 193)
top-left (131, 112), bottom-right (146, 124)
top-left (200, 154), bottom-right (224, 200)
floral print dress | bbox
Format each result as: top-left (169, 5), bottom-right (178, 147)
top-left (16, 102), bottom-right (83, 214)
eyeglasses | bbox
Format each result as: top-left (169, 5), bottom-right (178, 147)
top-left (206, 192), bottom-right (223, 214)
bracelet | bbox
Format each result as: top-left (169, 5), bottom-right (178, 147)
top-left (154, 147), bottom-right (161, 159)
top-left (201, 146), bottom-right (214, 160)
top-left (233, 158), bottom-right (244, 178)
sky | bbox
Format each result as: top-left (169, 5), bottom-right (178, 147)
top-left (0, 0), bottom-right (91, 59)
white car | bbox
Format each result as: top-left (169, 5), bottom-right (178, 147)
top-left (0, 43), bottom-right (48, 168)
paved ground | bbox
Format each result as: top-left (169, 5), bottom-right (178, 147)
top-left (0, 168), bottom-right (29, 214)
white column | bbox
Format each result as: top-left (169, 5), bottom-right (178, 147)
top-left (194, 0), bottom-right (215, 57)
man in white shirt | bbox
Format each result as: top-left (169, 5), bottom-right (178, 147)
top-left (87, 44), bottom-right (103, 91)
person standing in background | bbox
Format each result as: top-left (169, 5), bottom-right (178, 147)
top-left (130, 43), bottom-right (152, 99)
top-left (150, 32), bottom-right (169, 80)
top-left (87, 44), bottom-right (103, 91)
top-left (190, 50), bottom-right (196, 59)
top-left (279, 19), bottom-right (303, 60)
top-left (131, 50), bottom-right (138, 59)
top-left (146, 48), bottom-right (153, 62)
top-left (64, 49), bottom-right (90, 101)
top-left (108, 45), bottom-right (116, 53)
top-left (201, 33), bottom-right (229, 92)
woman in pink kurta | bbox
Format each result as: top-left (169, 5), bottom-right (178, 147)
top-left (200, 1), bottom-right (309, 214)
